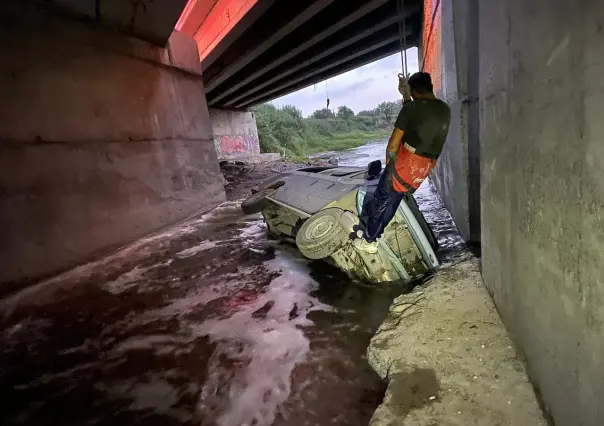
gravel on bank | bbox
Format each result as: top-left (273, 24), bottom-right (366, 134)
top-left (367, 256), bottom-right (548, 426)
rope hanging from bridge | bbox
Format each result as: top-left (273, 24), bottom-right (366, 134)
top-left (396, 0), bottom-right (409, 79)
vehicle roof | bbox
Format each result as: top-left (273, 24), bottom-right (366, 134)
top-left (263, 166), bottom-right (368, 215)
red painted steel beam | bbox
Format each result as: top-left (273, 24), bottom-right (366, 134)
top-left (199, 0), bottom-right (277, 72)
top-left (176, 0), bottom-right (260, 63)
top-left (175, 0), bottom-right (220, 37)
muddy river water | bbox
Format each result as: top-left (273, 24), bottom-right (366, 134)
top-left (0, 141), bottom-right (466, 426)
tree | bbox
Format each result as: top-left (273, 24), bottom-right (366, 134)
top-left (282, 105), bottom-right (303, 123)
top-left (336, 105), bottom-right (354, 118)
top-left (311, 108), bottom-right (335, 119)
top-left (376, 101), bottom-right (400, 123)
top-left (357, 109), bottom-right (376, 117)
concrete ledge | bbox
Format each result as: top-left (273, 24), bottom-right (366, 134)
top-left (219, 153), bottom-right (282, 164)
top-left (165, 30), bottom-right (202, 75)
top-left (2, 2), bottom-right (200, 77)
top-left (367, 257), bottom-right (547, 425)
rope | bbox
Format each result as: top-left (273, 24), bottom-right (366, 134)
top-left (396, 0), bottom-right (408, 78)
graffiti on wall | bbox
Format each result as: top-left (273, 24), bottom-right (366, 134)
top-left (209, 109), bottom-right (261, 159)
top-left (214, 134), bottom-right (260, 158)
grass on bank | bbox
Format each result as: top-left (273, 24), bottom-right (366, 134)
top-left (254, 103), bottom-right (395, 161)
top-left (304, 131), bottom-right (390, 154)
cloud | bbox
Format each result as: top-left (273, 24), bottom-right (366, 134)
top-left (270, 48), bottom-right (419, 117)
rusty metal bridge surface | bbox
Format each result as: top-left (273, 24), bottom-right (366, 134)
top-left (178, 0), bottom-right (423, 109)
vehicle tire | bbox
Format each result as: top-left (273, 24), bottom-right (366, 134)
top-left (241, 188), bottom-right (275, 215)
top-left (296, 208), bottom-right (349, 260)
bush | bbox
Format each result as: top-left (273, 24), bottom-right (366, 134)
top-left (253, 102), bottom-right (395, 158)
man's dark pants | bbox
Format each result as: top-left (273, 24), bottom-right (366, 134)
top-left (362, 163), bottom-right (406, 242)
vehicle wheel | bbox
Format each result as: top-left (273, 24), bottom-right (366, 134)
top-left (241, 188), bottom-right (275, 215)
top-left (296, 208), bottom-right (349, 260)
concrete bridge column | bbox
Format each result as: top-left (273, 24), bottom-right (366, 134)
top-left (0, 2), bottom-right (225, 290)
top-left (479, 1), bottom-right (604, 424)
top-left (425, 0), bottom-right (604, 423)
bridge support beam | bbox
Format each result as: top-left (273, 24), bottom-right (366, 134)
top-left (0, 2), bottom-right (224, 290)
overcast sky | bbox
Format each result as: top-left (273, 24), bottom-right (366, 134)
top-left (270, 48), bottom-right (419, 117)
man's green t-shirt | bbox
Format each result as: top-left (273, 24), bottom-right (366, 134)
top-left (394, 99), bottom-right (451, 158)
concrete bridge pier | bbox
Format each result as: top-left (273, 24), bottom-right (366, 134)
top-left (424, 0), bottom-right (604, 424)
top-left (0, 1), bottom-right (225, 290)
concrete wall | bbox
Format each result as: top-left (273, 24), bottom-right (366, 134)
top-left (51, 0), bottom-right (189, 45)
top-left (0, 2), bottom-right (225, 289)
top-left (421, 0), bottom-right (481, 245)
top-left (480, 0), bottom-right (604, 424)
top-left (210, 108), bottom-right (260, 160)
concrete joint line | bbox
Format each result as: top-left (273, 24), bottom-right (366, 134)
top-left (1, 137), bottom-right (214, 147)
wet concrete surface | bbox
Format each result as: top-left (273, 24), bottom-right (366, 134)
top-left (0, 141), bottom-right (467, 426)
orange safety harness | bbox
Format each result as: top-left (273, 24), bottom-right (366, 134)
top-left (391, 142), bottom-right (438, 193)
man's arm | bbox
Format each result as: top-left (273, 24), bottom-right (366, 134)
top-left (386, 101), bottom-right (412, 164)
top-left (385, 128), bottom-right (404, 165)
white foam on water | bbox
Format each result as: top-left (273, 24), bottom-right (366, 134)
top-left (197, 247), bottom-right (331, 426)
top-left (240, 222), bottom-right (268, 246)
top-left (175, 240), bottom-right (220, 258)
top-left (1, 203), bottom-right (245, 313)
top-left (102, 265), bottom-right (156, 295)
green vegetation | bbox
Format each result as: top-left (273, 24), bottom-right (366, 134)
top-left (253, 100), bottom-right (403, 160)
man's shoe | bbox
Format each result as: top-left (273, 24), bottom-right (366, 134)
top-left (353, 238), bottom-right (379, 254)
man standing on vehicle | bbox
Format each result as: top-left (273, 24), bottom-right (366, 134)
top-left (354, 72), bottom-right (451, 253)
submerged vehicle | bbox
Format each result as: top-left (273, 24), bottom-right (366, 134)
top-left (241, 161), bottom-right (439, 284)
